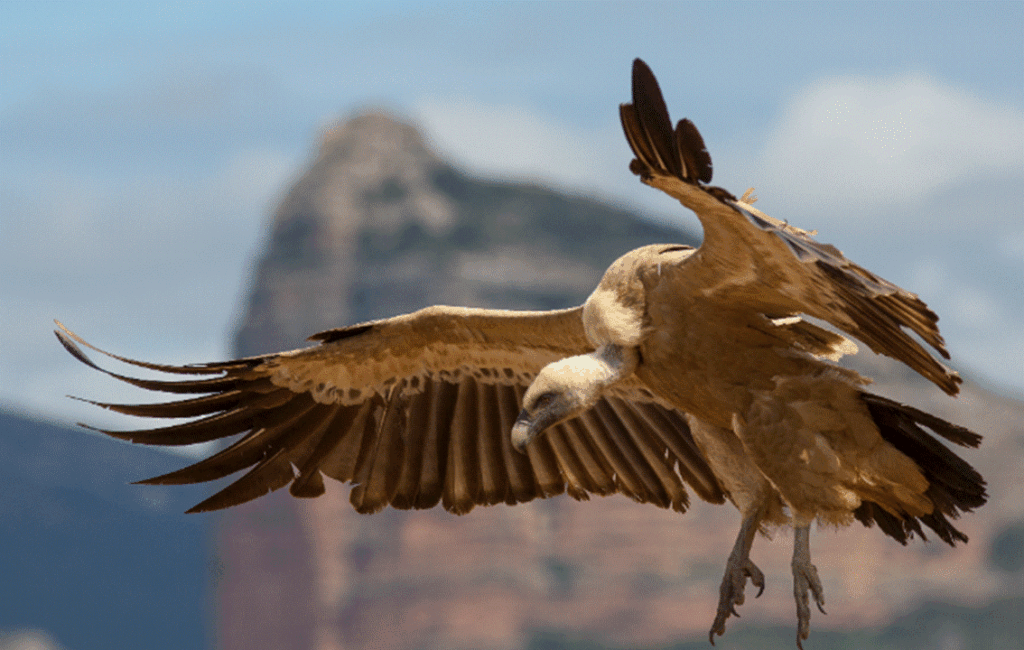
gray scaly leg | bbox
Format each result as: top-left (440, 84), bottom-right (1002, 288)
top-left (792, 524), bottom-right (826, 649)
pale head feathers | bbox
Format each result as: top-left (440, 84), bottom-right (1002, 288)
top-left (521, 345), bottom-right (638, 414)
top-left (513, 344), bottom-right (639, 451)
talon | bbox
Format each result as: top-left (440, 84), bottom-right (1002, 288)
top-left (710, 556), bottom-right (765, 641)
top-left (750, 564), bottom-right (766, 598)
top-left (709, 511), bottom-right (766, 644)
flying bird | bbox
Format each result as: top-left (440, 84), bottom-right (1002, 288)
top-left (56, 58), bottom-right (986, 648)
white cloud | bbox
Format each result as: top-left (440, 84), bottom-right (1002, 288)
top-left (748, 73), bottom-right (1024, 222)
top-left (954, 332), bottom-right (1024, 399)
top-left (902, 254), bottom-right (1023, 395)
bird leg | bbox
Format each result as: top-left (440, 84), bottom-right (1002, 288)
top-left (709, 510), bottom-right (765, 644)
top-left (792, 524), bottom-right (826, 649)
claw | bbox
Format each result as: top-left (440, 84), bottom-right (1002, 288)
top-left (708, 513), bottom-right (766, 643)
top-left (710, 557), bottom-right (765, 642)
top-left (752, 565), bottom-right (766, 598)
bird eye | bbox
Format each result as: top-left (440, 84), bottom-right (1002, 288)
top-left (530, 392), bottom-right (557, 411)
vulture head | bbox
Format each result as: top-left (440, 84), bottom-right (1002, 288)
top-left (511, 344), bottom-right (638, 452)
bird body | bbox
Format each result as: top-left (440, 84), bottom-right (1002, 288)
top-left (625, 244), bottom-right (930, 525)
top-left (56, 58), bottom-right (985, 648)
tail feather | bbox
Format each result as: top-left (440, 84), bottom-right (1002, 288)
top-left (855, 393), bottom-right (987, 546)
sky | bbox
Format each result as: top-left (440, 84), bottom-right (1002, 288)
top-left (2, 1), bottom-right (1022, 432)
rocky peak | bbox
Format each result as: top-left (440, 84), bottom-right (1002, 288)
top-left (233, 112), bottom-right (457, 355)
top-left (313, 111), bottom-right (457, 236)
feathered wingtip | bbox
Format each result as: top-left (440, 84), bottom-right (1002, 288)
top-left (52, 320), bottom-right (273, 441)
top-left (54, 320), bottom-right (233, 376)
top-left (620, 58), bottom-right (713, 185)
top-left (54, 320), bottom-right (255, 403)
top-left (54, 320), bottom-right (312, 512)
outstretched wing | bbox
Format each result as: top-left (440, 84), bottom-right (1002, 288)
top-left (620, 58), bottom-right (960, 395)
top-left (56, 308), bottom-right (724, 515)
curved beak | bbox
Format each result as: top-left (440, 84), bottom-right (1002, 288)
top-left (510, 411), bottom-right (534, 454)
top-left (510, 407), bottom-right (560, 453)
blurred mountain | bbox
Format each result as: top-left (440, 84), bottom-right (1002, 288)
top-left (0, 409), bottom-right (213, 650)
top-left (207, 111), bottom-right (1024, 650)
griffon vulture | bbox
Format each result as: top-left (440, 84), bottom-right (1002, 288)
top-left (55, 59), bottom-right (986, 648)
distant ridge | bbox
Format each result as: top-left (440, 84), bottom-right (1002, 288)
top-left (0, 409), bottom-right (211, 650)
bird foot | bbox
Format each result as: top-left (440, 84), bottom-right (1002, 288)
top-left (709, 556), bottom-right (765, 644)
top-left (792, 557), bottom-right (826, 649)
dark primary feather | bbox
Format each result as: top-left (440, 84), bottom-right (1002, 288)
top-left (676, 118), bottom-right (713, 184)
top-left (628, 59), bottom-right (682, 179)
top-left (621, 59), bottom-right (718, 189)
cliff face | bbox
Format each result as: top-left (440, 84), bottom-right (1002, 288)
top-left (217, 113), bottom-right (1024, 650)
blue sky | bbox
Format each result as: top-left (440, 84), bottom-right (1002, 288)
top-left (2, 1), bottom-right (1022, 428)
